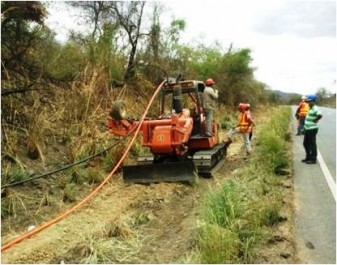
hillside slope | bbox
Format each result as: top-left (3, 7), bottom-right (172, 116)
top-left (1, 110), bottom-right (298, 263)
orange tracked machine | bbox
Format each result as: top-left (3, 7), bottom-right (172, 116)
top-left (107, 77), bottom-right (226, 183)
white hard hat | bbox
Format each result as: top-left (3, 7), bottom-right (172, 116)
top-left (301, 95), bottom-right (306, 100)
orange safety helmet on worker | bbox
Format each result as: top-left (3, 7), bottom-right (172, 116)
top-left (238, 103), bottom-right (253, 133)
top-left (205, 78), bottom-right (215, 86)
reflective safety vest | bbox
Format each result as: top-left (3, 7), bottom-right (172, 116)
top-left (239, 111), bottom-right (252, 133)
top-left (304, 105), bottom-right (322, 130)
top-left (298, 102), bottom-right (309, 118)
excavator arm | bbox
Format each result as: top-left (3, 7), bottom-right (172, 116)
top-left (107, 118), bottom-right (139, 137)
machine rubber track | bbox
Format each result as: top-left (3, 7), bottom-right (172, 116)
top-left (122, 143), bottom-right (226, 183)
top-left (192, 143), bottom-right (227, 178)
top-left (122, 156), bottom-right (197, 184)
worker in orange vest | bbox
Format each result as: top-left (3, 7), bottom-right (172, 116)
top-left (295, 95), bottom-right (309, 135)
top-left (224, 103), bottom-right (255, 157)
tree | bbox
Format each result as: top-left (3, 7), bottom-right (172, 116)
top-left (1, 1), bottom-right (47, 76)
top-left (218, 48), bottom-right (255, 107)
top-left (148, 3), bottom-right (162, 61)
top-left (1, 1), bottom-right (57, 98)
top-left (316, 87), bottom-right (331, 99)
top-left (109, 1), bottom-right (146, 81)
top-left (188, 43), bottom-right (223, 80)
top-left (70, 1), bottom-right (111, 40)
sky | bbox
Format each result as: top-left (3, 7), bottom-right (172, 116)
top-left (45, 0), bottom-right (336, 96)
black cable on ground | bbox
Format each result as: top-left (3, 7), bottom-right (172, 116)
top-left (2, 137), bottom-right (127, 188)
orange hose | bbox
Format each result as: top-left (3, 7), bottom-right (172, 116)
top-left (1, 80), bottom-right (165, 252)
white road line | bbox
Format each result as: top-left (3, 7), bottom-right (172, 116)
top-left (317, 149), bottom-right (336, 201)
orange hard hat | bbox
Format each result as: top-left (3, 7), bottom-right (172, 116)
top-left (238, 103), bottom-right (250, 111)
top-left (238, 103), bottom-right (246, 111)
top-left (205, 78), bottom-right (215, 86)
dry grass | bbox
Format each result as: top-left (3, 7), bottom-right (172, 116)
top-left (60, 214), bottom-right (151, 264)
top-left (1, 63), bottom-right (127, 182)
top-left (1, 188), bottom-right (28, 218)
top-left (101, 217), bottom-right (135, 239)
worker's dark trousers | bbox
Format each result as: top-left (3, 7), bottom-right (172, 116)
top-left (303, 128), bottom-right (318, 161)
top-left (297, 117), bottom-right (306, 134)
top-left (204, 108), bottom-right (213, 135)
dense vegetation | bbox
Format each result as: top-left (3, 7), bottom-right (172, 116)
top-left (1, 1), bottom-right (271, 187)
top-left (196, 107), bottom-right (292, 263)
top-left (1, 0), bottom-right (334, 209)
top-left (1, 2), bottom-right (331, 263)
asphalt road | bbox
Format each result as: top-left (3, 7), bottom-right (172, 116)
top-left (291, 105), bottom-right (336, 264)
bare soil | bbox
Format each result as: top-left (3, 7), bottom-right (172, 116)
top-left (1, 111), bottom-right (299, 264)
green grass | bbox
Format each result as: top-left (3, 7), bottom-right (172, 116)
top-left (257, 107), bottom-right (291, 175)
top-left (198, 222), bottom-right (241, 263)
top-left (194, 106), bottom-right (291, 263)
top-left (9, 166), bottom-right (30, 184)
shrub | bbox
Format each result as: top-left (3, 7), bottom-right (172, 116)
top-left (9, 166), bottom-right (30, 183)
top-left (63, 183), bottom-right (77, 203)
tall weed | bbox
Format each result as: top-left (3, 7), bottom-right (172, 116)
top-left (256, 107), bottom-right (291, 174)
top-left (202, 180), bottom-right (244, 228)
top-left (195, 106), bottom-right (291, 263)
top-left (197, 222), bottom-right (241, 263)
top-left (1, 188), bottom-right (28, 218)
